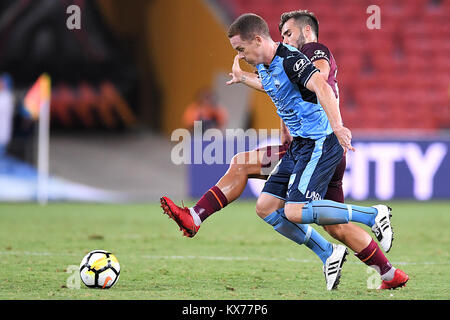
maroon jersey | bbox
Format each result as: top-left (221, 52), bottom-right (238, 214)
top-left (300, 42), bottom-right (345, 203)
top-left (300, 42), bottom-right (339, 101)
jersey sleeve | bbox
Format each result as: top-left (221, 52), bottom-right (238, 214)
top-left (301, 42), bottom-right (332, 65)
top-left (283, 52), bottom-right (319, 88)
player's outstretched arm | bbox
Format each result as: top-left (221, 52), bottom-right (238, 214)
top-left (226, 55), bottom-right (264, 92)
top-left (306, 72), bottom-right (355, 153)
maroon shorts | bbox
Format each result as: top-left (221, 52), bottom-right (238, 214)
top-left (254, 144), bottom-right (346, 203)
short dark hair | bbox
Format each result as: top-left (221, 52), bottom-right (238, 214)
top-left (228, 13), bottom-right (270, 41)
top-left (278, 10), bottom-right (319, 39)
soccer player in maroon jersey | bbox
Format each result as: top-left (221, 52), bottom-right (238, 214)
top-left (161, 10), bottom-right (408, 290)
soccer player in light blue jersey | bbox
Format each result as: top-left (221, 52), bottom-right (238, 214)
top-left (227, 13), bottom-right (396, 288)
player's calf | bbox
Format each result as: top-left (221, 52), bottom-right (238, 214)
top-left (263, 207), bottom-right (347, 290)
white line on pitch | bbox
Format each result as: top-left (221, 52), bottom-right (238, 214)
top-left (140, 255), bottom-right (447, 266)
top-left (0, 251), bottom-right (448, 266)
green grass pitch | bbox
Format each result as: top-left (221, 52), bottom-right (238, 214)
top-left (0, 201), bottom-right (448, 300)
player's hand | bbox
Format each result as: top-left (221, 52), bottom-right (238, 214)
top-left (333, 125), bottom-right (355, 154)
top-left (226, 55), bottom-right (243, 85)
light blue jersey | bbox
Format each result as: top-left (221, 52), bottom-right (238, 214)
top-left (256, 43), bottom-right (332, 140)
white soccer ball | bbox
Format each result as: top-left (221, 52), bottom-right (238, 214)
top-left (79, 250), bottom-right (120, 289)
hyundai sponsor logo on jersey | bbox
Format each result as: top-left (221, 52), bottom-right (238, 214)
top-left (188, 136), bottom-right (450, 200)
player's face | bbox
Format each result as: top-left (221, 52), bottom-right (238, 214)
top-left (229, 34), bottom-right (262, 66)
top-left (281, 18), bottom-right (306, 49)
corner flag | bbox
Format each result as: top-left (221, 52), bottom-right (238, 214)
top-left (24, 73), bottom-right (52, 204)
top-left (23, 73), bottom-right (51, 120)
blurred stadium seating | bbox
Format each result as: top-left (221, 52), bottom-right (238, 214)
top-left (0, 0), bottom-right (144, 131)
top-left (221, 0), bottom-right (450, 130)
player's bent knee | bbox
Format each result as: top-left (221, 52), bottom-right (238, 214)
top-left (229, 151), bottom-right (260, 176)
top-left (255, 197), bottom-right (278, 219)
top-left (255, 201), bottom-right (271, 219)
top-left (284, 206), bottom-right (297, 222)
top-left (284, 203), bottom-right (306, 224)
top-left (229, 152), bottom-right (250, 175)
top-left (255, 193), bottom-right (285, 219)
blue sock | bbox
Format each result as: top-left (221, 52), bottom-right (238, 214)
top-left (263, 209), bottom-right (333, 264)
top-left (301, 200), bottom-right (378, 227)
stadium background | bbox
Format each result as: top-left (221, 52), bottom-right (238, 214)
top-left (0, 0), bottom-right (449, 203)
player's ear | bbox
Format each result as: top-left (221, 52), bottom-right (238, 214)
top-left (303, 25), bottom-right (311, 36)
top-left (254, 35), bottom-right (263, 46)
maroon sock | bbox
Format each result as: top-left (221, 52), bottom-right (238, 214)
top-left (355, 239), bottom-right (393, 275)
top-left (192, 186), bottom-right (228, 222)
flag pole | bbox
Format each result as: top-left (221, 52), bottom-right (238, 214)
top-left (37, 94), bottom-right (50, 205)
